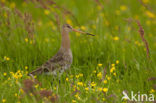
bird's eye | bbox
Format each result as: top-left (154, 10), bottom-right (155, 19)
top-left (67, 25), bottom-right (71, 28)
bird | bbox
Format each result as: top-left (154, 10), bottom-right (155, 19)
top-left (29, 24), bottom-right (94, 77)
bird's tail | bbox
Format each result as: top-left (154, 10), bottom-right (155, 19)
top-left (28, 67), bottom-right (43, 76)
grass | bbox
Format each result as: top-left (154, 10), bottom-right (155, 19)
top-left (0, 0), bottom-right (156, 103)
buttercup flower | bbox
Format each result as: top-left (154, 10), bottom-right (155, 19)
top-left (3, 72), bottom-right (7, 76)
top-left (103, 88), bottom-right (108, 93)
top-left (66, 77), bottom-right (69, 81)
top-left (113, 36), bottom-right (119, 41)
top-left (85, 87), bottom-right (89, 91)
top-left (103, 80), bottom-right (107, 84)
top-left (120, 5), bottom-right (127, 11)
top-left (98, 64), bottom-right (102, 67)
top-left (91, 82), bottom-right (96, 87)
top-left (97, 72), bottom-right (102, 79)
top-left (116, 60), bottom-right (119, 64)
top-left (2, 99), bottom-right (6, 103)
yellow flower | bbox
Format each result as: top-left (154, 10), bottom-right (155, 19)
top-left (120, 5), bottom-right (127, 11)
top-left (13, 74), bottom-right (18, 79)
top-left (111, 64), bottom-right (115, 67)
top-left (116, 60), bottom-right (119, 64)
top-left (98, 64), bottom-right (102, 67)
top-left (113, 72), bottom-right (116, 76)
top-left (10, 2), bottom-right (16, 9)
top-left (66, 19), bottom-right (72, 25)
top-left (72, 100), bottom-right (76, 103)
top-left (85, 87), bottom-right (89, 91)
top-left (77, 82), bottom-right (83, 86)
top-left (18, 73), bottom-right (23, 78)
top-left (44, 9), bottom-right (50, 15)
top-left (76, 75), bottom-right (79, 79)
top-left (74, 93), bottom-right (78, 97)
top-left (35, 84), bottom-right (39, 88)
top-left (74, 94), bottom-right (80, 100)
top-left (107, 76), bottom-right (111, 80)
top-left (25, 66), bottom-right (28, 70)
top-left (4, 56), bottom-right (10, 61)
top-left (103, 80), bottom-right (107, 84)
top-left (66, 77), bottom-right (69, 81)
top-left (102, 98), bottom-right (106, 101)
top-left (2, 99), bottom-right (6, 103)
top-left (81, 26), bottom-right (86, 31)
top-left (30, 40), bottom-right (33, 44)
top-left (103, 88), bottom-right (108, 93)
top-left (79, 73), bottom-right (83, 77)
top-left (98, 87), bottom-right (103, 92)
top-left (20, 89), bottom-right (24, 94)
top-left (8, 77), bottom-right (10, 80)
top-left (29, 93), bottom-right (33, 96)
top-left (150, 89), bottom-right (155, 93)
top-left (3, 72), bottom-right (7, 76)
top-left (145, 11), bottom-right (155, 18)
top-left (97, 72), bottom-right (102, 79)
top-left (93, 70), bottom-right (96, 73)
top-left (113, 36), bottom-right (119, 41)
top-left (25, 38), bottom-right (28, 42)
top-left (7, 57), bottom-right (10, 61)
top-left (15, 93), bottom-right (18, 97)
top-left (110, 69), bottom-right (113, 73)
top-left (91, 82), bottom-right (96, 87)
top-left (110, 67), bottom-right (115, 73)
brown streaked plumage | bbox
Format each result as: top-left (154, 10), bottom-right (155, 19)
top-left (29, 24), bottom-right (94, 76)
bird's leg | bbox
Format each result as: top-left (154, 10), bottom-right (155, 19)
top-left (50, 78), bottom-right (55, 86)
top-left (59, 79), bottom-right (61, 84)
top-left (58, 71), bottom-right (62, 85)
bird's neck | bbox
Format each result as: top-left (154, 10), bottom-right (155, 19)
top-left (61, 29), bottom-right (70, 50)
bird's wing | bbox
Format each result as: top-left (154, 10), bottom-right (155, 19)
top-left (29, 51), bottom-right (65, 75)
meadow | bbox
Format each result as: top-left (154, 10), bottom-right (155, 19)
top-left (0, 0), bottom-right (156, 103)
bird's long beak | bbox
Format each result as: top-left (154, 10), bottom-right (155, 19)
top-left (72, 28), bottom-right (95, 36)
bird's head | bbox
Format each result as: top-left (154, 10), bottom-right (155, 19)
top-left (62, 24), bottom-right (95, 36)
top-left (63, 24), bottom-right (73, 32)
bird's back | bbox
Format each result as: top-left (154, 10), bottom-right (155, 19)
top-left (30, 48), bottom-right (72, 75)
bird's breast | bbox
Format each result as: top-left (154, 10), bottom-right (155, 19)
top-left (64, 49), bottom-right (73, 64)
